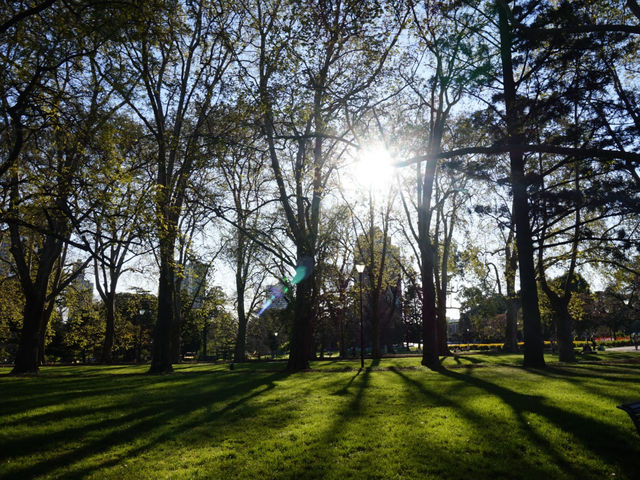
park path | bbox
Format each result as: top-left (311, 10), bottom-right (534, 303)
top-left (605, 346), bottom-right (640, 352)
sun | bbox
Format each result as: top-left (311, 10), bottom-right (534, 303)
top-left (349, 142), bottom-right (397, 194)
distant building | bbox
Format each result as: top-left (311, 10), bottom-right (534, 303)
top-left (0, 237), bottom-right (14, 277)
top-left (182, 260), bottom-right (208, 307)
top-left (447, 319), bottom-right (459, 337)
top-left (70, 260), bottom-right (93, 293)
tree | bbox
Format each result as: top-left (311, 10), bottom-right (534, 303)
top-left (315, 204), bottom-right (358, 358)
top-left (396, 0), bottom-right (640, 367)
top-left (114, 0), bottom-right (238, 373)
top-left (352, 194), bottom-right (401, 359)
top-left (0, 275), bottom-right (23, 362)
top-left (432, 165), bottom-right (470, 355)
top-left (0, 1), bottom-right (131, 182)
top-left (5, 43), bottom-right (123, 373)
top-left (214, 112), bottom-right (272, 362)
top-left (494, 0), bottom-right (545, 367)
top-left (59, 280), bottom-right (104, 363)
top-left (90, 117), bottom-right (151, 363)
top-left (243, 0), bottom-right (406, 370)
top-left (111, 291), bottom-right (156, 363)
top-left (397, 0), bottom-right (489, 368)
top-left (181, 285), bottom-right (229, 359)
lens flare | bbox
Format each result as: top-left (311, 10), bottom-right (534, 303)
top-left (257, 258), bottom-right (314, 316)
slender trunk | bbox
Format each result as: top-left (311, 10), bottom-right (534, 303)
top-left (367, 193), bottom-right (381, 359)
top-left (498, 0), bottom-right (545, 367)
top-left (504, 298), bottom-right (519, 352)
top-left (309, 271), bottom-right (320, 361)
top-left (170, 285), bottom-right (182, 364)
top-left (234, 280), bottom-right (247, 362)
top-left (503, 231), bottom-right (519, 352)
top-left (233, 226), bottom-right (248, 363)
top-left (554, 167), bottom-right (580, 362)
top-left (434, 195), bottom-right (454, 357)
top-left (436, 293), bottom-right (448, 356)
top-left (202, 322), bottom-right (208, 358)
top-left (556, 299), bottom-right (575, 361)
top-left (100, 292), bottom-right (116, 364)
top-left (338, 287), bottom-right (346, 358)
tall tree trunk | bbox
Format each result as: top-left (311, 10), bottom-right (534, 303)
top-left (287, 248), bottom-right (315, 370)
top-left (504, 298), bottom-right (519, 352)
top-left (338, 287), bottom-right (347, 358)
top-left (10, 211), bottom-right (66, 373)
top-left (287, 257), bottom-right (314, 371)
top-left (555, 298), bottom-right (575, 362)
top-left (309, 269), bottom-right (321, 361)
top-left (100, 292), bottom-right (116, 364)
top-left (421, 258), bottom-right (439, 368)
top-left (498, 0), bottom-right (545, 368)
top-left (539, 163), bottom-right (581, 363)
top-left (366, 191), bottom-right (381, 359)
top-left (12, 296), bottom-right (46, 374)
top-left (150, 234), bottom-right (176, 374)
top-left (420, 155), bottom-right (440, 370)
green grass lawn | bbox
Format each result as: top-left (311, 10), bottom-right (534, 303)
top-left (1, 352), bottom-right (639, 479)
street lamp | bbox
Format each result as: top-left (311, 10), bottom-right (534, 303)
top-left (274, 331), bottom-right (279, 359)
top-left (356, 263), bottom-right (365, 369)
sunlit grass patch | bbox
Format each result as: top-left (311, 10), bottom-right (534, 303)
top-left (1, 353), bottom-right (639, 479)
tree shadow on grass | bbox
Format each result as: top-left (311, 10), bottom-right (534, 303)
top-left (449, 355), bottom-right (486, 365)
top-left (0, 370), bottom-right (292, 479)
top-left (331, 369), bottom-right (361, 396)
top-left (0, 376), bottom-right (160, 418)
top-left (523, 364), bottom-right (640, 404)
top-left (439, 368), bottom-right (637, 477)
top-left (386, 366), bottom-right (631, 479)
top-left (283, 360), bottom-right (380, 478)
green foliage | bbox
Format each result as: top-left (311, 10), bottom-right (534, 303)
top-left (114, 292), bottom-right (156, 362)
top-left (246, 303), bottom-right (290, 358)
top-left (50, 285), bottom-right (104, 363)
top-left (538, 273), bottom-right (591, 331)
top-left (459, 286), bottom-right (507, 342)
top-left (0, 278), bottom-right (23, 362)
top-left (181, 286), bottom-right (234, 358)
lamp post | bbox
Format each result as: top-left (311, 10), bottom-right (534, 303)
top-left (356, 263), bottom-right (365, 369)
top-left (136, 309), bottom-right (146, 363)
